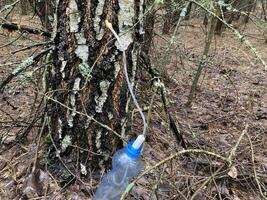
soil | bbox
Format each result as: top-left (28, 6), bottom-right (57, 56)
top-left (0, 14), bottom-right (266, 200)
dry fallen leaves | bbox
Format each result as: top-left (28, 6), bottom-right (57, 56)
top-left (228, 166), bottom-right (238, 179)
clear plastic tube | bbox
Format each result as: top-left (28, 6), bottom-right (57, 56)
top-left (106, 21), bottom-right (147, 137)
top-left (93, 21), bottom-right (147, 200)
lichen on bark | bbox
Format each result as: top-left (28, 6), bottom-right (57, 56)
top-left (94, 0), bottom-right (105, 40)
top-left (95, 80), bottom-right (111, 113)
top-left (68, 0), bottom-right (81, 33)
top-left (116, 0), bottom-right (135, 51)
top-left (12, 57), bottom-right (34, 75)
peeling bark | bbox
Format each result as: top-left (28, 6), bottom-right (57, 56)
top-left (45, 0), bottom-right (143, 183)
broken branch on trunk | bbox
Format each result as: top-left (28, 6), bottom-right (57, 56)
top-left (0, 48), bottom-right (51, 93)
top-left (1, 20), bottom-right (51, 38)
top-left (139, 52), bottom-right (187, 149)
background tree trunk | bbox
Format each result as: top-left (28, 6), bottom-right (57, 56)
top-left (162, 0), bottom-right (183, 34)
top-left (184, 1), bottom-right (193, 20)
top-left (215, 0), bottom-right (256, 34)
top-left (241, 0), bottom-right (256, 24)
top-left (20, 0), bottom-right (29, 15)
top-left (262, 0), bottom-right (267, 21)
top-left (28, 0), bottom-right (55, 30)
top-left (215, 0), bottom-right (229, 35)
top-left (45, 0), bottom-right (143, 183)
top-left (187, 16), bottom-right (217, 106)
top-left (142, 0), bottom-right (156, 55)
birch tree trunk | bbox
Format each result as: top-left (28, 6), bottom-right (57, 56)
top-left (45, 0), bottom-right (143, 183)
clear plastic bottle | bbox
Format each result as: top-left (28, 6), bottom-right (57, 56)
top-left (93, 135), bottom-right (145, 200)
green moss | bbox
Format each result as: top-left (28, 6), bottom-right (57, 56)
top-left (12, 57), bottom-right (34, 75)
top-left (68, 0), bottom-right (81, 32)
top-left (116, 0), bottom-right (135, 50)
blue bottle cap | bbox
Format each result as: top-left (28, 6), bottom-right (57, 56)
top-left (125, 141), bottom-right (142, 159)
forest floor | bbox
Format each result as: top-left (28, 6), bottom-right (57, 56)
top-left (0, 16), bottom-right (266, 200)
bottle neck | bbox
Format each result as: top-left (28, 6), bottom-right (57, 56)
top-left (125, 141), bottom-right (142, 159)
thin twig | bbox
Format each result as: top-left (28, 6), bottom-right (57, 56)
top-left (120, 149), bottom-right (229, 199)
top-left (46, 115), bottom-right (90, 191)
top-left (191, 0), bottom-right (267, 70)
top-left (0, 0), bottom-right (20, 14)
top-left (228, 123), bottom-right (249, 163)
top-left (246, 131), bottom-right (267, 200)
top-left (32, 115), bottom-right (47, 173)
top-left (0, 32), bottom-right (23, 49)
top-left (105, 20), bottom-right (148, 137)
top-left (190, 166), bottom-right (224, 200)
top-left (11, 41), bottom-right (52, 54)
top-left (42, 93), bottom-right (127, 142)
top-left (0, 48), bottom-right (51, 92)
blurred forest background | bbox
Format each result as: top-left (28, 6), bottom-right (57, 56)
top-left (0, 0), bottom-right (267, 199)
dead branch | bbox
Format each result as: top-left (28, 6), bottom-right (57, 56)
top-left (120, 148), bottom-right (229, 200)
top-left (0, 20), bottom-right (51, 38)
top-left (140, 52), bottom-right (187, 149)
top-left (0, 48), bottom-right (51, 93)
top-left (11, 41), bottom-right (52, 54)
